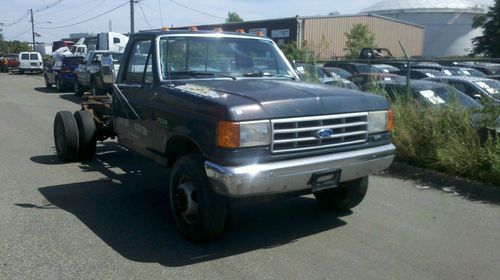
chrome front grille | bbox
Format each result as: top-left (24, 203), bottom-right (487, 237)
top-left (271, 112), bottom-right (369, 153)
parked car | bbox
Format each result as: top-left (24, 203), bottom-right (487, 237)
top-left (74, 50), bottom-right (123, 96)
top-left (365, 79), bottom-right (482, 109)
top-left (44, 54), bottom-right (84, 92)
top-left (371, 64), bottom-right (399, 73)
top-left (323, 62), bottom-right (381, 75)
top-left (53, 29), bottom-right (395, 241)
top-left (348, 73), bottom-right (405, 87)
top-left (2, 53), bottom-right (20, 72)
top-left (0, 56), bottom-right (6, 72)
top-left (382, 61), bottom-right (410, 70)
top-left (449, 67), bottom-right (487, 77)
top-left (295, 63), bottom-right (358, 89)
top-left (321, 66), bottom-right (352, 79)
top-left (18, 52), bottom-right (43, 74)
top-left (392, 69), bottom-right (446, 79)
top-left (295, 63), bottom-right (334, 84)
top-left (454, 62), bottom-right (500, 76)
top-left (425, 76), bottom-right (500, 105)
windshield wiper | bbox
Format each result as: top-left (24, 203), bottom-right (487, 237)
top-left (242, 72), bottom-right (296, 80)
top-left (169, 71), bottom-right (236, 80)
top-left (242, 72), bottom-right (275, 77)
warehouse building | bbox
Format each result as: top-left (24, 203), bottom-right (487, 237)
top-left (171, 14), bottom-right (425, 59)
top-left (363, 0), bottom-right (487, 57)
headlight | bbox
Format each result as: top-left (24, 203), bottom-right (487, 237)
top-left (368, 110), bottom-right (393, 134)
top-left (218, 120), bottom-right (270, 148)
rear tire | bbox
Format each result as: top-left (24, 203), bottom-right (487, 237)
top-left (74, 110), bottom-right (97, 160)
top-left (90, 78), bottom-right (104, 95)
top-left (54, 111), bottom-right (79, 162)
top-left (313, 176), bottom-right (369, 211)
top-left (44, 74), bottom-right (52, 88)
top-left (74, 78), bottom-right (84, 97)
top-left (169, 154), bottom-right (227, 242)
top-left (56, 77), bottom-right (64, 92)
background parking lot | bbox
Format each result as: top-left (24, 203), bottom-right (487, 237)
top-left (0, 72), bottom-right (499, 280)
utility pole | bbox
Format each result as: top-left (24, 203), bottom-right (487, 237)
top-left (130, 0), bottom-right (135, 34)
top-left (30, 9), bottom-right (35, 51)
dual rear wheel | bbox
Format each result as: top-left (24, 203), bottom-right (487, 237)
top-left (53, 110), bottom-right (96, 162)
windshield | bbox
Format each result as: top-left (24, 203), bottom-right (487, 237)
top-left (474, 80), bottom-right (500, 97)
top-left (456, 68), bottom-right (486, 77)
top-left (418, 87), bottom-right (481, 108)
top-left (357, 64), bottom-right (381, 74)
top-left (93, 53), bottom-right (123, 63)
top-left (328, 68), bottom-right (352, 79)
top-left (63, 57), bottom-right (84, 66)
top-left (159, 36), bottom-right (293, 80)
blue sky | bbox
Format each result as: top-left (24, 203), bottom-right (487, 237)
top-left (0, 0), bottom-right (494, 42)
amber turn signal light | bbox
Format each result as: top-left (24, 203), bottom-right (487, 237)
top-left (387, 109), bottom-right (393, 131)
top-left (218, 121), bottom-right (240, 148)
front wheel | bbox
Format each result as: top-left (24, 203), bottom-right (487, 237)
top-left (313, 176), bottom-right (369, 211)
top-left (169, 154), bottom-right (227, 242)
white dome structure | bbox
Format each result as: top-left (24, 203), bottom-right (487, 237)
top-left (362, 0), bottom-right (487, 57)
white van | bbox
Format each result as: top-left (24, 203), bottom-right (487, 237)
top-left (19, 52), bottom-right (43, 74)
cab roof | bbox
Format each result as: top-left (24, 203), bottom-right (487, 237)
top-left (134, 29), bottom-right (269, 40)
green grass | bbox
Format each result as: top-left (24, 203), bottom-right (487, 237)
top-left (369, 85), bottom-right (500, 186)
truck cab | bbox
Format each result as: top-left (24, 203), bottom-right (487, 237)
top-left (54, 30), bottom-right (395, 241)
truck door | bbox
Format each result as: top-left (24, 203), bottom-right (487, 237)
top-left (113, 38), bottom-right (155, 156)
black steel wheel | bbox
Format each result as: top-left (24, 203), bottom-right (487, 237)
top-left (169, 154), bottom-right (227, 242)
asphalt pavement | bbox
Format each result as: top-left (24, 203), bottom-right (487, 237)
top-left (0, 72), bottom-right (499, 280)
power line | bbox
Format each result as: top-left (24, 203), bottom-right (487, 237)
top-left (1, 0), bottom-right (63, 28)
top-left (36, 1), bottom-right (129, 30)
top-left (11, 26), bottom-right (33, 40)
top-left (46, 0), bottom-right (107, 25)
top-left (33, 0), bottom-right (64, 13)
top-left (169, 0), bottom-right (225, 20)
top-left (138, 2), bottom-right (153, 29)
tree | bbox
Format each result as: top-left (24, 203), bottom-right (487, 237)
top-left (471, 0), bottom-right (500, 57)
top-left (0, 32), bottom-right (30, 54)
top-left (343, 24), bottom-right (376, 59)
top-left (225, 12), bottom-right (243, 23)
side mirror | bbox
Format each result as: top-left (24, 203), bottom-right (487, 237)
top-left (101, 57), bottom-right (114, 84)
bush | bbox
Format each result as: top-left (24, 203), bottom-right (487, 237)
top-left (370, 86), bottom-right (500, 186)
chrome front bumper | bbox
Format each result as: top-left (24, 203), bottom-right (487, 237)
top-left (205, 144), bottom-right (395, 197)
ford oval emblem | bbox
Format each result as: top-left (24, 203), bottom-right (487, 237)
top-left (315, 128), bottom-right (334, 139)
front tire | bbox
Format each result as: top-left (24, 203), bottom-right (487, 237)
top-left (54, 111), bottom-right (79, 162)
top-left (313, 176), bottom-right (369, 211)
top-left (169, 154), bottom-right (227, 242)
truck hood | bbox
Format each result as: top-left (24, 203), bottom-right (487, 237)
top-left (179, 79), bottom-right (389, 120)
